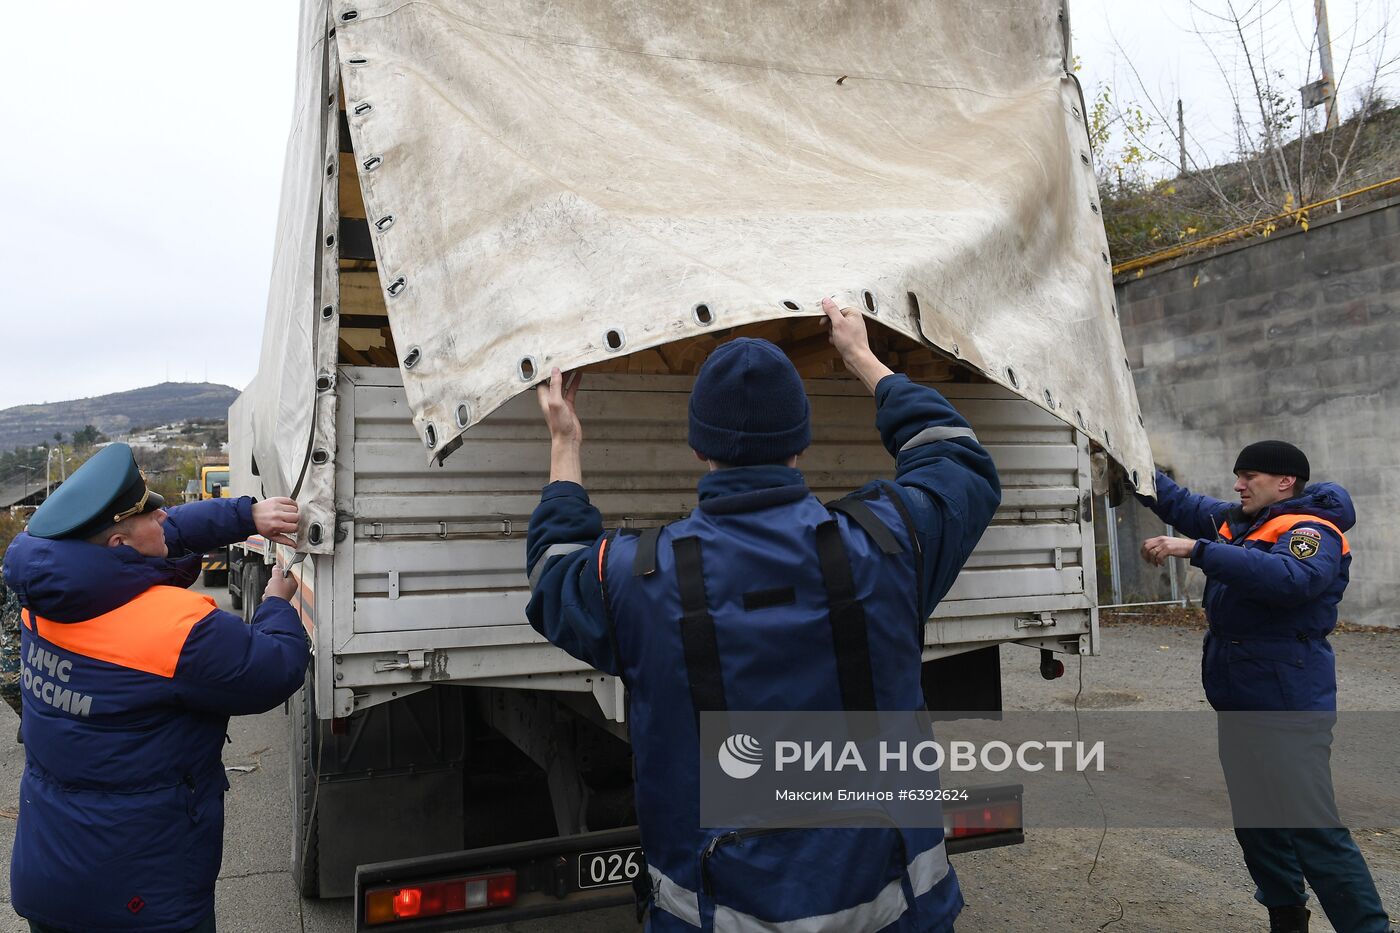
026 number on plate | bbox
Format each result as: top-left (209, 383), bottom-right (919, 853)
top-left (577, 846), bottom-right (644, 890)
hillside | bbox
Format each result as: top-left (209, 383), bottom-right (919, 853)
top-left (1101, 102), bottom-right (1400, 264)
top-left (0, 382), bottom-right (239, 452)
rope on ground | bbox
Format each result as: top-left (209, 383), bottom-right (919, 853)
top-left (1075, 654), bottom-right (1125, 931)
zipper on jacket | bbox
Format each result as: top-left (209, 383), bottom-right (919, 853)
top-left (701, 828), bottom-right (783, 896)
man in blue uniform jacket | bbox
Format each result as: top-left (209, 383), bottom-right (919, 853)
top-left (526, 298), bottom-right (1001, 932)
top-left (1, 444), bottom-right (312, 933)
top-left (1136, 441), bottom-right (1388, 933)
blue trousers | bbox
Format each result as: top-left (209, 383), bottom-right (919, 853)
top-left (1218, 715), bottom-right (1389, 933)
top-left (1235, 828), bottom-right (1388, 933)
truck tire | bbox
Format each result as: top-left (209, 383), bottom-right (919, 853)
top-left (241, 561), bottom-right (268, 626)
top-left (289, 668), bottom-right (321, 898)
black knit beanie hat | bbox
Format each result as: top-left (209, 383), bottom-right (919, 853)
top-left (688, 338), bottom-right (811, 465)
top-left (1233, 440), bottom-right (1309, 484)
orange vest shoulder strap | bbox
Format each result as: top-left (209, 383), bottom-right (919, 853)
top-left (1217, 520), bottom-right (1234, 541)
top-left (30, 586), bottom-right (218, 679)
top-left (1244, 514), bottom-right (1350, 555)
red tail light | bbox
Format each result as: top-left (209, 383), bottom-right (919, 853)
top-left (365, 870), bottom-right (517, 926)
top-left (945, 799), bottom-right (1022, 839)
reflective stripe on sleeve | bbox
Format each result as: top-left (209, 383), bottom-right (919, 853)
top-left (527, 543), bottom-right (589, 592)
top-left (898, 426), bottom-right (978, 453)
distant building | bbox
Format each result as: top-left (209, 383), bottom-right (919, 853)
top-left (0, 479), bottom-right (55, 512)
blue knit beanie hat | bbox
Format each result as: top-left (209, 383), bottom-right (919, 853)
top-left (688, 338), bottom-right (811, 465)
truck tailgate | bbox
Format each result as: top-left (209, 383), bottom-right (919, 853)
top-left (320, 368), bottom-right (1094, 717)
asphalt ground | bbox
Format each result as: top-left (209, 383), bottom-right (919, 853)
top-left (0, 584), bottom-right (1394, 932)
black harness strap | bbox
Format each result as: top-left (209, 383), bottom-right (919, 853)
top-left (827, 497), bottom-right (904, 555)
top-left (672, 537), bottom-right (728, 726)
top-left (877, 482), bottom-right (926, 633)
top-left (632, 526), bottom-right (662, 577)
top-left (815, 521), bottom-right (878, 710)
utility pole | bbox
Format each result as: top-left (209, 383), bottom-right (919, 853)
top-left (45, 447), bottom-right (68, 498)
top-left (19, 464), bottom-right (36, 506)
top-left (1315, 0), bottom-right (1339, 129)
top-left (1177, 99), bottom-right (1188, 176)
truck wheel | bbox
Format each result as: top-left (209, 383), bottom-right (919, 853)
top-left (290, 668), bottom-right (321, 898)
top-left (242, 561), bottom-right (269, 626)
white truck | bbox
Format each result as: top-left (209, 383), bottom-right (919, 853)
top-left (227, 0), bottom-right (1153, 928)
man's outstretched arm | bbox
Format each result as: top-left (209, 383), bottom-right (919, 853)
top-left (822, 298), bottom-right (1001, 617)
top-left (164, 496), bottom-right (301, 556)
top-left (1136, 470), bottom-right (1232, 540)
top-left (523, 370), bottom-right (619, 675)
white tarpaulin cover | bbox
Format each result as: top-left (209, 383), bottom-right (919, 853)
top-left (249, 0), bottom-right (1153, 539)
top-left (244, 0), bottom-right (332, 537)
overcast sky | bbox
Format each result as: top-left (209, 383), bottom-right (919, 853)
top-left (0, 2), bottom-right (1395, 413)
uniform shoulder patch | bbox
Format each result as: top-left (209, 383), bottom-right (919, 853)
top-left (1288, 532), bottom-right (1320, 560)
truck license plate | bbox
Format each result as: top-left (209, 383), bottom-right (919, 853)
top-left (577, 845), bottom-right (644, 890)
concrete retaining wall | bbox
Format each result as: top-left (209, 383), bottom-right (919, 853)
top-left (1114, 196), bottom-right (1400, 627)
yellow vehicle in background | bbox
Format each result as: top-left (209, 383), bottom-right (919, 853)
top-left (198, 462), bottom-right (230, 585)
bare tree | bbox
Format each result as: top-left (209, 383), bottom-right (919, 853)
top-left (1090, 0), bottom-right (1400, 259)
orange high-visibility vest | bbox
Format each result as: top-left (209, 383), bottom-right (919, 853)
top-left (24, 586), bottom-right (216, 678)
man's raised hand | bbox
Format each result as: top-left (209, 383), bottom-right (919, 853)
top-left (537, 368), bottom-right (584, 447)
top-left (252, 496), bottom-right (299, 547)
top-left (822, 296), bottom-right (894, 394)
